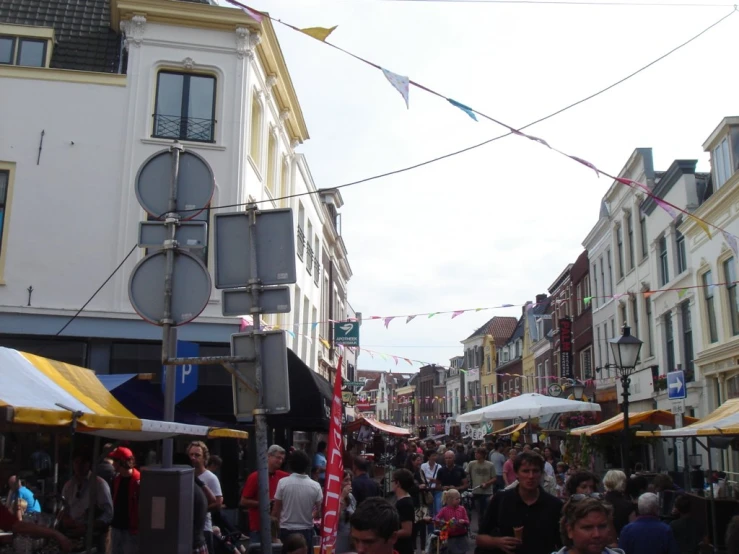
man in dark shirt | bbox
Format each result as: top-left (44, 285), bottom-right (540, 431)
top-left (437, 450), bottom-right (468, 492)
top-left (476, 451), bottom-right (563, 554)
top-left (352, 456), bottom-right (381, 505)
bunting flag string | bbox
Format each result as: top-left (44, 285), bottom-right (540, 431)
top-left (262, 277), bottom-right (739, 333)
top-left (221, 0), bottom-right (737, 246)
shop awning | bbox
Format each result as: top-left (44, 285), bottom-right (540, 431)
top-left (345, 417), bottom-right (411, 436)
top-left (0, 348), bottom-right (247, 441)
top-left (487, 421), bottom-right (527, 436)
top-left (571, 409), bottom-right (698, 436)
top-left (636, 398), bottom-right (739, 437)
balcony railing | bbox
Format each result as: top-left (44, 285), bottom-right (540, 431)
top-left (296, 226), bottom-right (305, 260)
top-left (306, 244), bottom-right (314, 275)
top-left (314, 261), bottom-right (320, 285)
top-left (153, 114), bottom-right (215, 142)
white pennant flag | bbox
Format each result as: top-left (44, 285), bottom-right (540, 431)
top-left (381, 67), bottom-right (409, 108)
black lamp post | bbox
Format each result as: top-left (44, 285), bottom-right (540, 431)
top-left (609, 324), bottom-right (643, 473)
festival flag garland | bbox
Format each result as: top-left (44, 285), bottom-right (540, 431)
top-left (222, 0), bottom-right (736, 247)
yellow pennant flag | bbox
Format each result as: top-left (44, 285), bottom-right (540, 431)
top-left (300, 26), bottom-right (337, 42)
top-left (688, 214), bottom-right (712, 239)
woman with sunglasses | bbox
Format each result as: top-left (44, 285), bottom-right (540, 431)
top-left (555, 496), bottom-right (624, 554)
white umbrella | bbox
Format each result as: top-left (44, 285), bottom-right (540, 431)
top-left (455, 393), bottom-right (601, 423)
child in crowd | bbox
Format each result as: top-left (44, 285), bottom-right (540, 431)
top-left (435, 490), bottom-right (469, 554)
top-left (283, 533), bottom-right (308, 554)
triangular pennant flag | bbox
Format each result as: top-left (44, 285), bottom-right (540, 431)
top-left (320, 338), bottom-right (331, 349)
top-left (381, 68), bottom-right (409, 108)
top-left (687, 213), bottom-right (712, 239)
top-left (723, 230), bottom-right (739, 257)
top-left (428, 313), bottom-right (438, 318)
top-left (569, 156), bottom-right (600, 177)
top-left (451, 310), bottom-right (464, 319)
top-left (286, 330), bottom-right (295, 338)
top-left (393, 356), bottom-right (399, 365)
top-left (583, 297), bottom-right (592, 306)
top-left (406, 315), bottom-right (417, 324)
top-left (404, 358), bottom-right (413, 366)
top-left (447, 98), bottom-right (477, 121)
top-left (384, 317), bottom-right (394, 329)
top-left (299, 26), bottom-right (337, 42)
top-left (653, 197), bottom-right (679, 220)
top-left (644, 291), bottom-right (654, 299)
top-left (677, 288), bottom-right (688, 299)
top-left (502, 304), bottom-right (514, 308)
top-left (312, 322), bottom-right (319, 329)
top-left (475, 308), bottom-right (484, 312)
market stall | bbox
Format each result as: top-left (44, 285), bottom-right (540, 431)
top-left (455, 393), bottom-right (601, 423)
top-left (635, 399), bottom-right (739, 551)
top-left (570, 410), bottom-right (698, 436)
top-left (0, 347), bottom-right (247, 441)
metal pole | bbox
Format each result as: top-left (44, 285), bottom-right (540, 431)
top-left (161, 141), bottom-right (183, 469)
top-left (621, 374), bottom-right (631, 473)
top-left (248, 205), bottom-right (272, 554)
top-left (706, 440), bottom-right (719, 554)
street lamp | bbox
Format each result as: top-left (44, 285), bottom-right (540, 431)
top-left (609, 323), bottom-right (643, 473)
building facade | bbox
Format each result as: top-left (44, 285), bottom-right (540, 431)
top-left (0, 0), bottom-right (351, 402)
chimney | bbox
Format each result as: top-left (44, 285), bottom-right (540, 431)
top-left (535, 294), bottom-right (548, 305)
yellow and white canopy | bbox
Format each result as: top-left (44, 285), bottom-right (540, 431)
top-left (636, 398), bottom-right (739, 438)
top-left (570, 410), bottom-right (698, 436)
top-left (0, 348), bottom-right (247, 441)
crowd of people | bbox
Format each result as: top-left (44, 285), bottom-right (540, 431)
top-left (1, 435), bottom-right (737, 554)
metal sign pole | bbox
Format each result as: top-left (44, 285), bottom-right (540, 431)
top-left (161, 142), bottom-right (183, 469)
top-left (247, 205), bottom-right (273, 554)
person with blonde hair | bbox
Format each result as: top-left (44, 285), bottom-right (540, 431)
top-left (554, 496), bottom-right (624, 554)
top-left (434, 489), bottom-right (469, 554)
top-left (603, 470), bottom-right (636, 538)
top-left (188, 441), bottom-right (223, 554)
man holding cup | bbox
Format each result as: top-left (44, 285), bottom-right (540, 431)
top-left (476, 451), bottom-right (562, 554)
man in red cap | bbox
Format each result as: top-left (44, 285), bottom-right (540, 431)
top-left (109, 447), bottom-right (140, 554)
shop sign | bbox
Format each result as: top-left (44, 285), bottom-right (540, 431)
top-left (560, 317), bottom-right (573, 379)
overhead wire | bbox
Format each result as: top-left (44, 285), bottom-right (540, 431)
top-left (378, 0), bottom-right (732, 7)
top-left (55, 4), bottom-right (734, 336)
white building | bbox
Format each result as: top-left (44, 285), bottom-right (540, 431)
top-left (0, 0), bottom-right (350, 423)
top-left (583, 194), bottom-right (618, 417)
top-left (446, 356), bottom-right (464, 417)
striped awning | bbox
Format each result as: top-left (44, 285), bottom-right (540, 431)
top-left (489, 421), bottom-right (527, 436)
top-left (636, 398), bottom-right (739, 438)
top-left (571, 409), bottom-right (698, 436)
top-left (0, 348), bottom-right (247, 441)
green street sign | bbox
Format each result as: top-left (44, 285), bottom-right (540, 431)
top-left (334, 320), bottom-right (360, 347)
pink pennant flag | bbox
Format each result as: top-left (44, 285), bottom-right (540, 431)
top-left (381, 67), bottom-right (409, 108)
top-left (406, 315), bottom-right (417, 324)
top-left (569, 156), bottom-right (600, 177)
top-left (393, 356), bottom-right (399, 365)
top-left (384, 317), bottom-right (394, 328)
top-left (404, 358), bottom-right (413, 366)
top-left (239, 316), bottom-right (252, 331)
top-left (370, 316), bottom-right (382, 320)
top-left (654, 197), bottom-right (679, 220)
top-left (451, 310), bottom-right (464, 319)
top-left (243, 6), bottom-right (264, 22)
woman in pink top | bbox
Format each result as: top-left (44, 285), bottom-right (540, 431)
top-left (503, 448), bottom-right (518, 486)
top-left (434, 489), bottom-right (469, 554)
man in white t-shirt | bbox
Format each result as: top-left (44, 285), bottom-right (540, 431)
top-left (420, 450), bottom-right (442, 515)
top-left (188, 441), bottom-right (223, 554)
top-left (272, 449), bottom-right (323, 546)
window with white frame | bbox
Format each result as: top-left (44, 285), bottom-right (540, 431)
top-left (676, 229), bottom-right (687, 275)
top-left (713, 136), bottom-right (732, 189)
top-left (724, 258), bottom-right (739, 336)
top-left (616, 225), bottom-right (625, 278)
top-left (581, 347), bottom-right (592, 379)
top-left (703, 270), bottom-right (719, 343)
top-left (659, 236), bottom-right (669, 286)
top-left (627, 211), bottom-right (635, 270)
top-left (640, 214), bottom-right (648, 259)
top-left (592, 264), bottom-right (599, 309)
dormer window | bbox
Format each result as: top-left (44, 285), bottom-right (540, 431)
top-left (0, 35), bottom-right (50, 68)
top-left (713, 136), bottom-right (732, 189)
top-left (708, 124), bottom-right (739, 190)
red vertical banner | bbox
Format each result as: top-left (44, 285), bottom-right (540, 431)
top-left (321, 356), bottom-right (344, 554)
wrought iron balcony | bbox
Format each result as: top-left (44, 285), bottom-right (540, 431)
top-left (306, 245), bottom-right (314, 274)
top-left (153, 114), bottom-right (215, 142)
top-left (296, 226), bottom-right (305, 260)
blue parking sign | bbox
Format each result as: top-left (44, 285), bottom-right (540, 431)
top-left (162, 341), bottom-right (200, 404)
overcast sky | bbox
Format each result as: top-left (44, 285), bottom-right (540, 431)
top-left (238, 0), bottom-right (737, 371)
